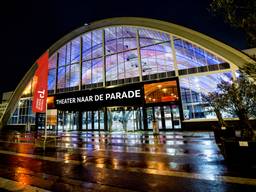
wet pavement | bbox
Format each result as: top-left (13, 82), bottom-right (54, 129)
top-left (0, 131), bottom-right (256, 191)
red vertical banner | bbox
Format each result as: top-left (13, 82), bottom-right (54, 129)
top-left (32, 51), bottom-right (49, 113)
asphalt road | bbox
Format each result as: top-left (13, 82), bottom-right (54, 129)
top-left (0, 131), bottom-right (255, 191)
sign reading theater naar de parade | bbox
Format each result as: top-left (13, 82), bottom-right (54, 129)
top-left (54, 83), bottom-right (144, 109)
top-left (56, 89), bottom-right (141, 105)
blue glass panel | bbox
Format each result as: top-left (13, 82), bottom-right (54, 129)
top-left (105, 27), bottom-right (137, 54)
top-left (123, 50), bottom-right (139, 78)
top-left (92, 30), bottom-right (103, 58)
top-left (118, 27), bottom-right (137, 51)
top-left (117, 53), bottom-right (125, 79)
top-left (70, 63), bottom-right (80, 87)
top-left (139, 28), bottom-right (170, 47)
top-left (48, 69), bottom-right (56, 90)
top-left (105, 27), bottom-right (116, 41)
top-left (105, 27), bottom-right (117, 55)
top-left (105, 27), bottom-right (116, 52)
top-left (65, 65), bottom-right (71, 88)
top-left (92, 58), bottom-right (103, 83)
top-left (82, 33), bottom-right (92, 60)
top-left (106, 54), bottom-right (118, 81)
top-left (49, 54), bottom-right (57, 69)
top-left (71, 37), bottom-right (80, 63)
top-left (58, 46), bottom-right (67, 66)
top-left (174, 38), bottom-right (225, 70)
top-left (57, 66), bottom-right (65, 88)
top-left (82, 60), bottom-right (91, 85)
top-left (141, 42), bottom-right (174, 76)
top-left (66, 43), bottom-right (71, 64)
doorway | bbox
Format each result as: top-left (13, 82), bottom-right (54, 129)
top-left (146, 104), bottom-right (181, 130)
top-left (82, 110), bottom-right (104, 131)
top-left (57, 111), bottom-right (79, 132)
top-left (107, 107), bottom-right (143, 132)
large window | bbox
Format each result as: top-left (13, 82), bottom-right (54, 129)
top-left (52, 26), bottom-right (232, 92)
top-left (180, 72), bottom-right (233, 119)
top-left (48, 53), bottom-right (57, 92)
top-left (56, 37), bottom-right (81, 92)
top-left (9, 98), bottom-right (35, 125)
top-left (81, 30), bottom-right (103, 89)
top-left (105, 27), bottom-right (139, 85)
top-left (174, 38), bottom-right (225, 70)
top-left (141, 43), bottom-right (174, 77)
top-left (54, 26), bottom-right (187, 90)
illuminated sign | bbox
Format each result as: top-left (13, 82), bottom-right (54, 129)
top-left (55, 84), bottom-right (144, 110)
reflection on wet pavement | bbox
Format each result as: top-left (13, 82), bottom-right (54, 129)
top-left (0, 131), bottom-right (256, 191)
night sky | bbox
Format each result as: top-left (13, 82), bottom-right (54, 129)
top-left (0, 0), bottom-right (247, 93)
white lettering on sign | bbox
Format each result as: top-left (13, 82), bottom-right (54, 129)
top-left (135, 89), bottom-right (141, 98)
top-left (105, 90), bottom-right (141, 100)
top-left (76, 96), bottom-right (93, 103)
top-left (55, 89), bottom-right (142, 105)
top-left (94, 94), bottom-right (104, 101)
top-left (56, 98), bottom-right (76, 104)
top-left (38, 90), bottom-right (45, 99)
top-left (35, 90), bottom-right (46, 110)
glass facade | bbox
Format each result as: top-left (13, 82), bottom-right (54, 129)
top-left (180, 72), bottom-right (233, 119)
top-left (48, 26), bottom-right (229, 94)
top-left (50, 26), bottom-right (177, 91)
top-left (8, 24), bottom-right (239, 128)
top-left (8, 97), bottom-right (35, 125)
top-left (174, 37), bottom-right (225, 70)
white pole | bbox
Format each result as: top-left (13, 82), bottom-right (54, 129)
top-left (43, 100), bottom-right (47, 150)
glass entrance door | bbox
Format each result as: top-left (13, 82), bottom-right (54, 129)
top-left (57, 111), bottom-right (78, 132)
top-left (153, 106), bottom-right (162, 129)
top-left (107, 107), bottom-right (143, 132)
top-left (163, 106), bottom-right (172, 129)
top-left (94, 110), bottom-right (104, 130)
top-left (171, 105), bottom-right (181, 129)
top-left (82, 110), bottom-right (104, 131)
top-left (146, 104), bottom-right (181, 130)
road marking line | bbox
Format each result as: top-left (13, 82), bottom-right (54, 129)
top-left (0, 149), bottom-right (255, 186)
top-left (0, 176), bottom-right (50, 192)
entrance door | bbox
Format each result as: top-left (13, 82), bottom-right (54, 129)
top-left (82, 111), bottom-right (91, 130)
top-left (107, 107), bottom-right (143, 132)
top-left (94, 110), bottom-right (104, 131)
top-left (163, 106), bottom-right (172, 129)
top-left (146, 104), bottom-right (181, 130)
top-left (57, 111), bottom-right (78, 132)
top-left (171, 105), bottom-right (181, 129)
top-left (82, 110), bottom-right (104, 131)
top-left (153, 106), bottom-right (163, 129)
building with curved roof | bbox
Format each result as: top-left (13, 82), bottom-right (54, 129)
top-left (1, 17), bottom-right (255, 132)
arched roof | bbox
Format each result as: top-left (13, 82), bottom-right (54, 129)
top-left (49, 17), bottom-right (255, 67)
top-left (1, 17), bottom-right (255, 128)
